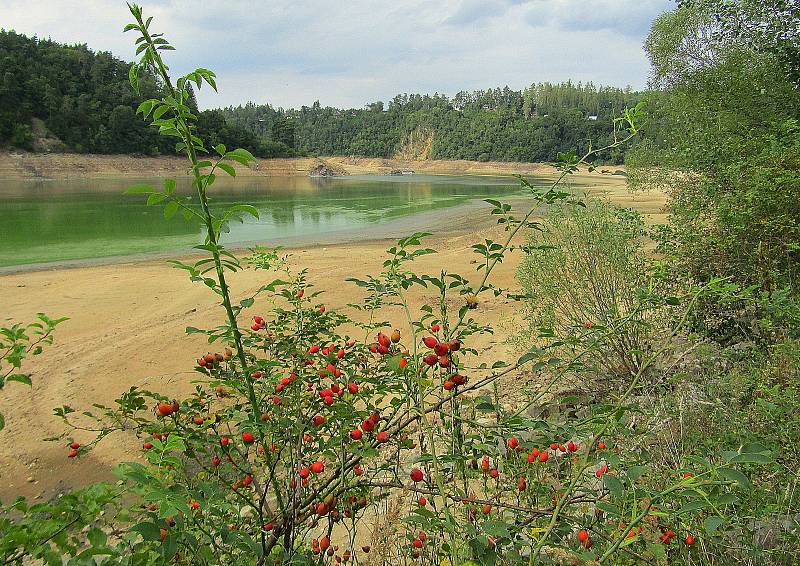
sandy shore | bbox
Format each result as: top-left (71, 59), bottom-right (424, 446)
top-left (0, 160), bottom-right (664, 502)
top-left (0, 151), bottom-right (624, 181)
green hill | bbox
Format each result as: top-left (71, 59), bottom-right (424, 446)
top-left (1, 29), bottom-right (640, 163)
top-left (0, 30), bottom-right (288, 157)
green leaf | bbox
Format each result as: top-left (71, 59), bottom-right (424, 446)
top-left (226, 204), bottom-right (259, 220)
top-left (715, 493), bottom-right (739, 505)
top-left (717, 467), bottom-right (750, 488)
top-left (87, 527), bottom-right (108, 548)
top-left (0, 412), bottom-right (4, 432)
top-left (482, 521), bottom-right (512, 538)
top-left (163, 201), bottom-right (179, 219)
top-left (147, 193), bottom-right (166, 205)
top-left (129, 521), bottom-right (162, 541)
top-left (152, 104), bottom-right (170, 120)
top-left (740, 441), bottom-right (769, 454)
top-left (626, 465), bottom-right (649, 482)
top-left (603, 474), bottom-right (624, 498)
top-left (729, 452), bottom-right (773, 464)
top-left (218, 163), bottom-right (236, 177)
top-left (230, 148), bottom-right (255, 161)
top-left (597, 501), bottom-right (622, 517)
top-left (704, 516), bottom-right (724, 536)
top-left (677, 500), bottom-right (707, 514)
top-left (6, 374), bottom-right (32, 386)
top-left (413, 507), bottom-right (437, 519)
top-left (517, 348), bottom-right (543, 366)
top-left (128, 64), bottom-right (139, 93)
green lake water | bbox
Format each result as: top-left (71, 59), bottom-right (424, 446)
top-left (0, 174), bottom-right (535, 268)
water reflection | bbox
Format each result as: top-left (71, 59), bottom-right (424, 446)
top-left (0, 175), bottom-right (534, 267)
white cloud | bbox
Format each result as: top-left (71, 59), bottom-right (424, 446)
top-left (0, 0), bottom-right (672, 108)
top-left (521, 0), bottom-right (671, 36)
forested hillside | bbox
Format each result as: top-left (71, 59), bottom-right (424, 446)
top-left (0, 30), bottom-right (284, 157)
top-left (221, 83), bottom-right (640, 163)
top-left (0, 29), bottom-right (640, 163)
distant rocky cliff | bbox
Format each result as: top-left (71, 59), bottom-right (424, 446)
top-left (309, 160), bottom-right (349, 177)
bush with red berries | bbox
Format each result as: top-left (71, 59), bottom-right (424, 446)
top-left (0, 5), bottom-right (778, 566)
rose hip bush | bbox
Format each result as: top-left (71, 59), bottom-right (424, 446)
top-left (0, 5), bottom-right (774, 565)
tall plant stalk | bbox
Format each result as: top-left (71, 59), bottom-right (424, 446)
top-left (125, 5), bottom-right (261, 421)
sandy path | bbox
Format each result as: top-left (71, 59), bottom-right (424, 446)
top-left (0, 174), bottom-right (665, 502)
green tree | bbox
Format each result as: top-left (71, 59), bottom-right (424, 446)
top-left (628, 0), bottom-right (800, 338)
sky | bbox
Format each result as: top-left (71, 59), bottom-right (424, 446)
top-left (0, 0), bottom-right (674, 109)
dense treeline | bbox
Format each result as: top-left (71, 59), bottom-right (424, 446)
top-left (629, 0), bottom-right (800, 326)
top-left (0, 30), bottom-right (166, 153)
top-left (221, 82), bottom-right (640, 163)
top-left (0, 30), bottom-right (289, 157)
top-left (1, 29), bottom-right (640, 163)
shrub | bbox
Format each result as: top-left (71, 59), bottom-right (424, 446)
top-left (516, 200), bottom-right (671, 390)
top-left (634, 339), bottom-right (800, 564)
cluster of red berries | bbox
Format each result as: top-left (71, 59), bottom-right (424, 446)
top-left (303, 340), bottom-right (357, 407)
top-left (230, 473), bottom-right (253, 491)
top-left (142, 431), bottom-right (169, 450)
top-left (421, 325), bottom-right (461, 369)
top-left (285, 460), bottom-right (326, 492)
top-left (659, 529), bottom-right (677, 544)
top-left (442, 373), bottom-right (467, 390)
top-left (250, 316), bottom-right (265, 332)
top-left (577, 528), bottom-right (593, 549)
top-left (66, 441), bottom-right (80, 458)
top-left (306, 351), bottom-right (390, 444)
top-left (369, 329), bottom-right (401, 355)
top-left (311, 536), bottom-right (364, 564)
top-left (310, 536), bottom-right (331, 556)
top-left (196, 348), bottom-right (232, 368)
top-left (312, 491), bottom-right (369, 522)
top-left (157, 400), bottom-right (180, 417)
top-left (471, 438), bottom-right (582, 473)
top-left (350, 411), bottom-right (382, 439)
top-left (317, 382), bottom-right (347, 406)
top-left (410, 530), bottom-right (427, 556)
top-left (142, 432), bottom-right (159, 450)
top-left (480, 455), bottom-right (502, 477)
